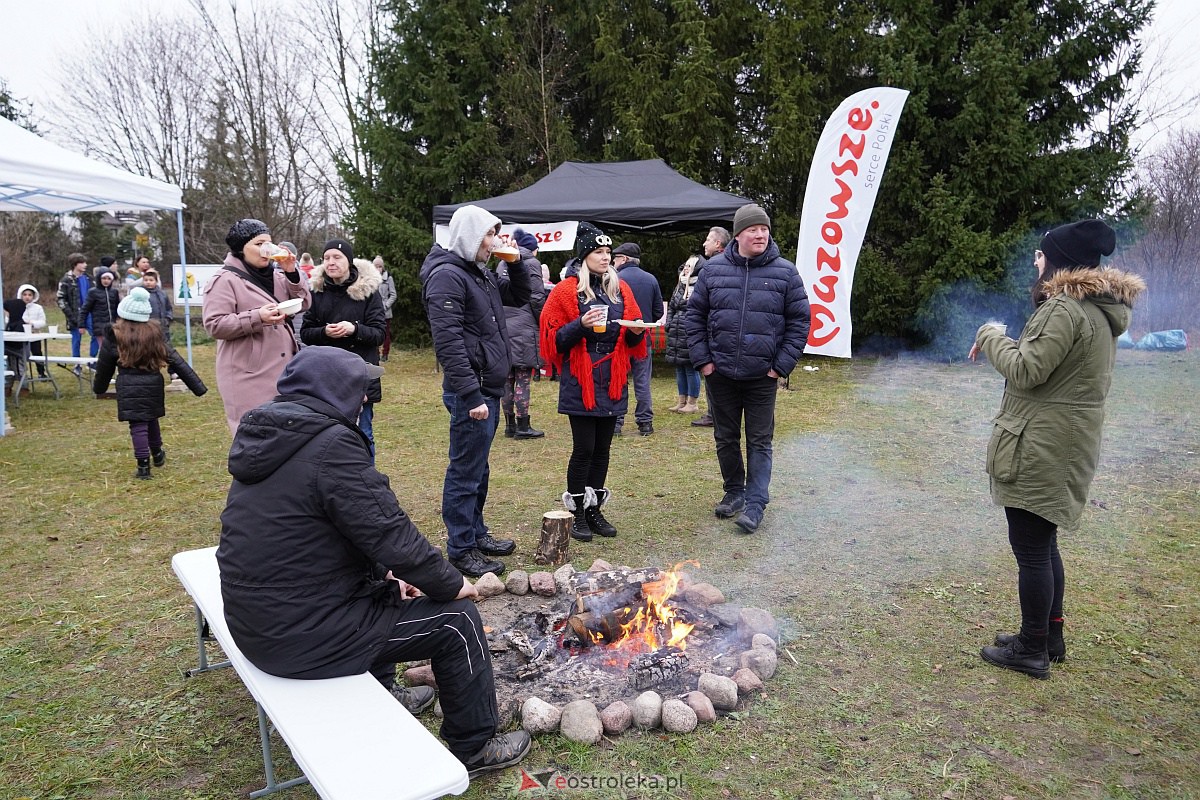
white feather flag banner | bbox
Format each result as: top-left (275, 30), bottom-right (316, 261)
top-left (796, 87), bottom-right (909, 357)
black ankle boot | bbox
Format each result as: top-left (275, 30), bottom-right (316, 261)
top-left (584, 487), bottom-right (617, 537)
top-left (152, 447), bottom-right (167, 468)
top-left (565, 493), bottom-right (591, 541)
top-left (514, 416), bottom-right (544, 439)
top-left (995, 619), bottom-right (1066, 663)
top-left (981, 634), bottom-right (1050, 679)
top-left (135, 458), bottom-right (152, 480)
top-left (504, 412), bottom-right (516, 439)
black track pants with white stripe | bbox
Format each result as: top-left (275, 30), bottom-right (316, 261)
top-left (369, 596), bottom-right (498, 760)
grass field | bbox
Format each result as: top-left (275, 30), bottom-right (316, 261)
top-left (1, 342), bottom-right (1196, 799)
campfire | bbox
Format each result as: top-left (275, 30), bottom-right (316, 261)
top-left (407, 558), bottom-right (781, 741)
top-left (563, 563), bottom-right (697, 674)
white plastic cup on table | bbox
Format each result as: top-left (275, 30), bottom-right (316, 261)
top-left (22, 323), bottom-right (32, 334)
top-left (589, 304), bottom-right (608, 333)
top-left (48, 325), bottom-right (59, 334)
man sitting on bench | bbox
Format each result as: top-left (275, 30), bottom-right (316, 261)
top-left (216, 346), bottom-right (530, 778)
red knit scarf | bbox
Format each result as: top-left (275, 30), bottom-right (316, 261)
top-left (539, 276), bottom-right (647, 410)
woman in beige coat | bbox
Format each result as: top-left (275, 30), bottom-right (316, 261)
top-left (202, 219), bottom-right (310, 433)
top-left (969, 219), bottom-right (1144, 679)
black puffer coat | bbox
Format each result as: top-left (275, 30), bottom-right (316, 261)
top-left (80, 272), bottom-right (120, 334)
top-left (664, 256), bottom-right (702, 366)
top-left (300, 259), bottom-right (387, 403)
top-left (685, 238), bottom-right (811, 379)
top-left (92, 324), bottom-right (207, 420)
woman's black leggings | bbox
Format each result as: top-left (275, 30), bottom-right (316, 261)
top-left (1005, 506), bottom-right (1065, 637)
top-left (567, 415), bottom-right (617, 494)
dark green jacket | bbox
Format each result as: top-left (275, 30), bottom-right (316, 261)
top-left (977, 268), bottom-right (1145, 530)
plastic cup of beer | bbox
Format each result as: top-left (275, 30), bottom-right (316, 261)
top-left (48, 325), bottom-right (59, 334)
top-left (493, 245), bottom-right (521, 263)
top-left (261, 242), bottom-right (291, 262)
top-left (589, 304), bottom-right (608, 333)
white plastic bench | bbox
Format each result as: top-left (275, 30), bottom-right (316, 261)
top-left (172, 547), bottom-right (470, 800)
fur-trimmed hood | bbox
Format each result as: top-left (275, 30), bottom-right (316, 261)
top-left (307, 258), bottom-right (382, 300)
top-left (1043, 267), bottom-right (1145, 306)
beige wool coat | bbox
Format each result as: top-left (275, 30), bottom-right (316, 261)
top-left (976, 267), bottom-right (1145, 530)
top-left (202, 255), bottom-right (311, 433)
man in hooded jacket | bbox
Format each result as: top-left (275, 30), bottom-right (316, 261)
top-left (216, 346), bottom-right (530, 777)
top-left (420, 205), bottom-right (532, 578)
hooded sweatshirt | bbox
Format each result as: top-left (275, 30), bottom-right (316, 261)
top-left (10, 284), bottom-right (46, 330)
top-left (975, 267), bottom-right (1146, 530)
top-left (420, 205), bottom-right (532, 405)
top-left (216, 347), bottom-right (463, 679)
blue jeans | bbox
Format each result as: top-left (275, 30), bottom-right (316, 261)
top-left (617, 355), bottom-right (653, 426)
top-left (358, 402), bottom-right (375, 463)
top-left (441, 393), bottom-right (499, 559)
top-left (675, 366), bottom-right (700, 397)
top-left (705, 373), bottom-right (778, 510)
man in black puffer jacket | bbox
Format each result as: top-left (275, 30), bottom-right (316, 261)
top-left (217, 346), bottom-right (531, 777)
top-left (420, 205), bottom-right (532, 578)
top-left (686, 203), bottom-right (811, 534)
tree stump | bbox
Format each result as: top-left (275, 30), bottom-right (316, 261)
top-left (534, 510), bottom-right (573, 565)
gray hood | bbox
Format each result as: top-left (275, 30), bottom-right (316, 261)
top-left (445, 204), bottom-right (501, 264)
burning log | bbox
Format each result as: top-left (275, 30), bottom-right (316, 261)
top-left (571, 568), bottom-right (663, 595)
top-left (534, 510), bottom-right (574, 565)
top-left (628, 647), bottom-right (689, 690)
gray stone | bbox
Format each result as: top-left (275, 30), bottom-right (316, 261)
top-left (521, 697), bottom-right (562, 734)
top-left (751, 633), bottom-right (777, 652)
top-left (739, 647), bottom-right (779, 680)
top-left (737, 607), bottom-right (779, 642)
top-left (560, 700), bottom-right (603, 745)
top-left (553, 563), bottom-right (576, 594)
top-left (682, 582), bottom-right (726, 608)
top-left (631, 690), bottom-right (663, 729)
top-left (684, 691), bottom-right (717, 723)
top-left (529, 571), bottom-right (557, 597)
top-left (403, 665), bottom-right (436, 688)
top-left (697, 672), bottom-right (739, 711)
top-left (660, 699), bottom-right (698, 733)
top-left (710, 604), bottom-right (743, 628)
top-left (587, 558), bottom-right (614, 572)
top-left (732, 667), bottom-right (764, 694)
top-left (505, 570), bottom-right (530, 595)
top-left (473, 571), bottom-right (506, 598)
top-left (599, 700), bottom-right (632, 735)
top-left (433, 699), bottom-right (443, 719)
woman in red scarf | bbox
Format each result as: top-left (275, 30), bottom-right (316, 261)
top-left (539, 223), bottom-right (648, 542)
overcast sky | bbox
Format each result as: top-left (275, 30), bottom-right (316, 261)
top-left (2, 0), bottom-right (1197, 154)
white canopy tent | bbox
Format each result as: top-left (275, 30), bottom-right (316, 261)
top-left (0, 117), bottom-right (188, 436)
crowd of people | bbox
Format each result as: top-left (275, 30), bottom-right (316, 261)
top-left (12, 207), bottom-right (1143, 780)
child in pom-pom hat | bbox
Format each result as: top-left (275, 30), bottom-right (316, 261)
top-left (91, 287), bottom-right (208, 480)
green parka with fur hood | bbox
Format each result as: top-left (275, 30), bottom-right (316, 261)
top-left (975, 267), bottom-right (1145, 530)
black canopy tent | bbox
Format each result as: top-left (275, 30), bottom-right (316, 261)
top-left (432, 159), bottom-right (750, 232)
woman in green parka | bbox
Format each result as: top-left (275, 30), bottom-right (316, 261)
top-left (969, 219), bottom-right (1145, 679)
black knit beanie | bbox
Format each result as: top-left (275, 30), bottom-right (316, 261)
top-left (574, 222), bottom-right (612, 259)
top-left (324, 238), bottom-right (354, 263)
top-left (225, 219), bottom-right (271, 256)
top-left (1040, 220), bottom-right (1116, 269)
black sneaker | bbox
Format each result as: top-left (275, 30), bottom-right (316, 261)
top-left (980, 639), bottom-right (1050, 679)
top-left (637, 422), bottom-right (653, 436)
top-left (450, 548), bottom-right (505, 578)
top-left (476, 533), bottom-right (516, 556)
top-left (714, 492), bottom-right (746, 518)
top-left (995, 630), bottom-right (1066, 663)
top-left (390, 684), bottom-right (436, 714)
top-left (734, 505), bottom-right (763, 534)
top-left (691, 413), bottom-right (714, 427)
top-left (462, 731), bottom-right (532, 778)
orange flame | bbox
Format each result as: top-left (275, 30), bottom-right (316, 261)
top-left (596, 561), bottom-right (698, 666)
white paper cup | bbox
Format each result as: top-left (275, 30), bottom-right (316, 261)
top-left (22, 323), bottom-right (32, 333)
top-left (48, 325), bottom-right (59, 334)
top-left (589, 304), bottom-right (608, 333)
